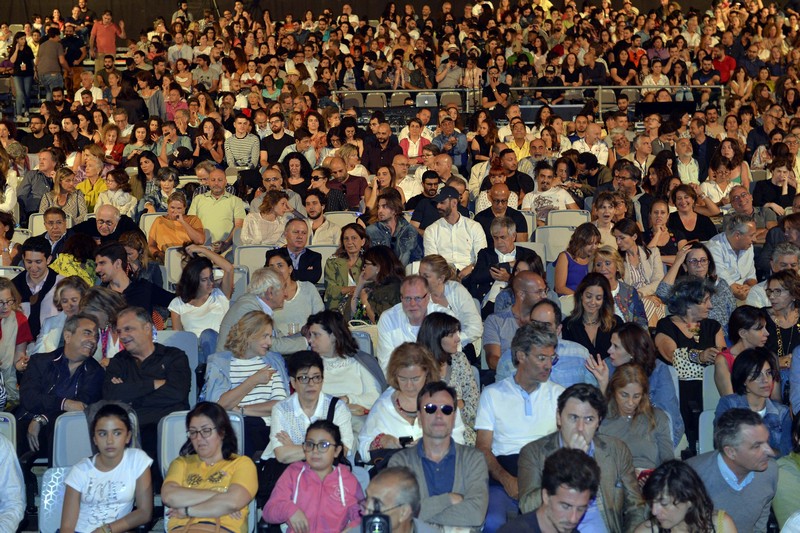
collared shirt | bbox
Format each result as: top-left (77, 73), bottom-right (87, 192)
top-left (677, 157), bottom-right (700, 185)
top-left (474, 377), bottom-right (564, 456)
top-left (423, 214), bottom-right (487, 270)
top-left (572, 138), bottom-right (609, 165)
top-left (707, 232), bottom-right (756, 285)
top-left (496, 338), bottom-right (598, 389)
top-left (288, 248), bottom-right (306, 270)
top-left (555, 437), bottom-right (608, 533)
top-left (418, 438), bottom-right (457, 497)
top-left (717, 452), bottom-right (755, 491)
top-left (187, 191), bottom-right (246, 242)
top-left (485, 248), bottom-right (516, 304)
top-left (307, 218), bottom-right (341, 246)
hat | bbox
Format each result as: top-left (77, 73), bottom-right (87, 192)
top-left (447, 43), bottom-right (459, 50)
top-left (169, 146), bottom-right (194, 165)
top-left (5, 141), bottom-right (26, 159)
top-left (433, 186), bottom-right (460, 202)
top-left (545, 65), bottom-right (556, 74)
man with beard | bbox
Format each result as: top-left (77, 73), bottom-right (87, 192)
top-left (366, 189), bottom-right (419, 265)
top-left (304, 190), bottom-right (341, 246)
top-left (260, 113), bottom-right (294, 166)
top-left (423, 186), bottom-right (486, 278)
top-left (20, 115), bottom-right (53, 155)
top-left (93, 242), bottom-right (174, 314)
top-left (524, 163), bottom-right (579, 227)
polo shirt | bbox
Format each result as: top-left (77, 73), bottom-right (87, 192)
top-left (187, 192), bottom-right (246, 241)
top-left (418, 438), bottom-right (457, 496)
top-left (707, 232), bottom-right (756, 285)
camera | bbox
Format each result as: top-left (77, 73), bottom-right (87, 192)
top-left (362, 502), bottom-right (391, 533)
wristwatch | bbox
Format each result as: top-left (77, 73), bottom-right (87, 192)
top-left (33, 414), bottom-right (48, 426)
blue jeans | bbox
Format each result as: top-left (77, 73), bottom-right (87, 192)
top-left (484, 483), bottom-right (519, 533)
top-left (199, 329), bottom-right (218, 365)
top-left (38, 73), bottom-right (64, 101)
top-left (13, 75), bottom-right (32, 116)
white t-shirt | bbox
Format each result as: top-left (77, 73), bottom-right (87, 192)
top-left (521, 187), bottom-right (574, 221)
top-left (65, 448), bottom-right (153, 533)
top-left (168, 288), bottom-right (230, 338)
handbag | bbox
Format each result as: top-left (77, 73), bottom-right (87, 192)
top-left (672, 347), bottom-right (708, 380)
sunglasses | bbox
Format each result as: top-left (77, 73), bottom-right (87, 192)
top-left (423, 403), bottom-right (455, 415)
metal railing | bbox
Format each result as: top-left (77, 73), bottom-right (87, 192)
top-left (332, 83), bottom-right (727, 117)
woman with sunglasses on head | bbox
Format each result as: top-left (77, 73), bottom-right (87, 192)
top-left (715, 348), bottom-right (791, 456)
top-left (714, 305), bottom-right (771, 398)
top-left (161, 402), bottom-right (257, 533)
top-left (263, 420), bottom-right (362, 532)
top-left (308, 167), bottom-right (348, 212)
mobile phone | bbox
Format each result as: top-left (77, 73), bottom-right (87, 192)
top-left (399, 436), bottom-right (413, 447)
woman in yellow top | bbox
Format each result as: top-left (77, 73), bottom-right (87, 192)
top-left (147, 191), bottom-right (205, 263)
top-left (75, 145), bottom-right (108, 213)
top-left (161, 402), bottom-right (257, 533)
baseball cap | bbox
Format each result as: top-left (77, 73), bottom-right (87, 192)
top-left (433, 186), bottom-right (460, 202)
top-left (545, 65), bottom-right (556, 74)
top-left (169, 146), bottom-right (194, 165)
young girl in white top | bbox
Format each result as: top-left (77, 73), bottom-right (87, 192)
top-left (61, 403), bottom-right (153, 533)
top-left (96, 169), bottom-right (138, 217)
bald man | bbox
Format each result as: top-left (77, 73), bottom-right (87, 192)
top-left (474, 184), bottom-right (529, 243)
top-left (361, 122), bottom-right (403, 175)
top-left (188, 168), bottom-right (246, 253)
top-left (70, 203), bottom-right (138, 245)
top-left (327, 155), bottom-right (368, 211)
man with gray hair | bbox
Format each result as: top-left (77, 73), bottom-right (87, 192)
top-left (475, 321), bottom-right (564, 532)
top-left (216, 267), bottom-right (305, 354)
top-left (687, 409), bottom-right (777, 532)
top-left (707, 213), bottom-right (758, 300)
top-left (726, 184), bottom-right (778, 244)
top-left (746, 242), bottom-right (800, 307)
top-left (623, 133), bottom-right (655, 177)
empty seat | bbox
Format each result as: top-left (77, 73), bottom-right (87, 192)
top-left (547, 209), bottom-right (591, 226)
top-left (365, 92), bottom-right (387, 108)
top-left (341, 92), bottom-right (364, 108)
top-left (390, 92), bottom-right (411, 107)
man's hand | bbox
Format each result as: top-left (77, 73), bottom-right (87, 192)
top-left (566, 432), bottom-right (590, 453)
top-left (27, 419), bottom-right (42, 452)
top-left (154, 379), bottom-right (166, 389)
top-left (449, 493), bottom-right (464, 505)
top-left (111, 376), bottom-right (124, 384)
top-left (489, 266), bottom-right (511, 282)
top-left (63, 399), bottom-right (86, 412)
top-left (15, 354), bottom-right (29, 372)
top-left (501, 475), bottom-right (519, 499)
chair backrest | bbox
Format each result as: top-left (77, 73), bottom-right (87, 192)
top-left (156, 330), bottom-right (200, 408)
top-left (440, 92), bottom-right (462, 109)
top-left (0, 411), bottom-right (16, 449)
top-left (520, 211), bottom-right (536, 235)
top-left (702, 364), bottom-right (721, 411)
top-left (547, 210), bottom-right (591, 227)
top-left (515, 241), bottom-right (546, 261)
top-left (324, 211), bottom-right (359, 228)
top-left (415, 92), bottom-right (437, 107)
top-left (698, 409), bottom-right (715, 454)
top-left (11, 228), bottom-right (31, 247)
top-left (39, 466), bottom-right (70, 533)
top-left (52, 411), bottom-right (94, 467)
top-left (139, 212), bottom-right (162, 240)
top-left (751, 169), bottom-right (768, 182)
top-left (165, 246), bottom-right (184, 286)
top-left (0, 266), bottom-right (24, 279)
top-left (365, 92), bottom-right (387, 108)
top-left (559, 294), bottom-right (575, 316)
top-left (157, 410), bottom-right (245, 477)
top-left (307, 245), bottom-right (338, 279)
top-left (341, 92), bottom-right (364, 108)
top-left (29, 213), bottom-right (73, 236)
top-left (390, 92), bottom-right (411, 107)
top-left (533, 225), bottom-right (577, 263)
top-left (352, 330), bottom-right (374, 356)
top-left (234, 245), bottom-right (272, 280)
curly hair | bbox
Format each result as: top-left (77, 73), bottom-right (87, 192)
top-left (224, 310), bottom-right (274, 358)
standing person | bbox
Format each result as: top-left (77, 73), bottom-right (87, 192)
top-left (9, 32), bottom-right (34, 120)
top-left (89, 11), bottom-right (126, 73)
top-left (60, 404), bottom-right (153, 533)
top-left (35, 27), bottom-right (70, 101)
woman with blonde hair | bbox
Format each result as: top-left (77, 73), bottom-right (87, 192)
top-left (337, 142), bottom-right (368, 178)
top-left (201, 310), bottom-right (289, 456)
top-left (598, 363), bottom-right (673, 477)
top-left (147, 191), bottom-right (205, 262)
top-left (39, 167), bottom-right (88, 223)
top-left (80, 287), bottom-right (127, 363)
top-left (76, 145), bottom-right (108, 213)
top-left (357, 342), bottom-right (466, 460)
top-left (241, 190), bottom-right (291, 246)
top-left (590, 246), bottom-right (648, 328)
top-left (33, 276), bottom-right (91, 360)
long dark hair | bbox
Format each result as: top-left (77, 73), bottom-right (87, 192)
top-left (305, 310), bottom-right (359, 357)
top-left (613, 218), bottom-right (651, 260)
top-left (181, 402), bottom-right (238, 460)
top-left (334, 223), bottom-right (370, 258)
top-left (361, 245), bottom-right (404, 284)
top-left (417, 312), bottom-right (461, 365)
top-left (570, 272), bottom-right (616, 331)
top-left (642, 460), bottom-right (715, 532)
top-left (176, 256), bottom-right (214, 301)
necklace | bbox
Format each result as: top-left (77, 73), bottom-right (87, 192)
top-left (395, 395), bottom-right (417, 417)
top-left (583, 316), bottom-right (600, 326)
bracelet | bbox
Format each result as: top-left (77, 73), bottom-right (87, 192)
top-left (239, 405), bottom-right (245, 417)
top-left (371, 433), bottom-right (385, 449)
top-left (688, 349), bottom-right (701, 364)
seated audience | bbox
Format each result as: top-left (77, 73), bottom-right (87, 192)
top-left (38, 167), bottom-right (88, 223)
top-left (346, 245), bottom-right (404, 323)
top-left (71, 204), bottom-right (138, 245)
top-left (562, 273), bottom-right (622, 360)
top-left (241, 189), bottom-right (291, 246)
top-left (714, 305), bottom-right (771, 398)
top-left (554, 222), bottom-right (601, 295)
top-left (774, 417), bottom-right (800, 528)
top-left (266, 248), bottom-right (324, 337)
top-left (323, 222), bottom-right (370, 312)
top-left (146, 191), bottom-right (205, 263)
top-left (590, 246), bottom-right (648, 328)
top-left (0, 279), bottom-right (33, 399)
top-left (32, 275), bottom-right (90, 355)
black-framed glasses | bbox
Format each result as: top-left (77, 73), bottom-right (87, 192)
top-left (423, 404), bottom-right (455, 415)
top-left (294, 374), bottom-right (323, 384)
top-left (302, 440), bottom-right (335, 452)
top-left (187, 427), bottom-right (216, 439)
top-left (401, 294), bottom-right (428, 304)
top-left (358, 498), bottom-right (404, 516)
top-left (686, 258), bottom-right (709, 266)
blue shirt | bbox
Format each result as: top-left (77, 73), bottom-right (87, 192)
top-left (497, 339), bottom-right (597, 388)
top-left (418, 438), bottom-right (456, 497)
top-left (556, 437), bottom-right (608, 533)
top-left (717, 452), bottom-right (755, 491)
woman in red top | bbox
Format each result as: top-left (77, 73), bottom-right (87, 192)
top-left (0, 278), bottom-right (33, 401)
top-left (714, 305), bottom-right (771, 398)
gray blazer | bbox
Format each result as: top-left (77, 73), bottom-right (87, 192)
top-left (389, 440), bottom-right (489, 529)
top-left (216, 293), bottom-right (308, 354)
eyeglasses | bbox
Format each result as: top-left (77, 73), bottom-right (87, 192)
top-left (294, 374), bottom-right (323, 384)
top-left (686, 258), bottom-right (709, 266)
top-left (730, 192), bottom-right (750, 202)
top-left (186, 427), bottom-right (216, 439)
top-left (401, 294), bottom-right (428, 304)
top-left (264, 177), bottom-right (281, 182)
top-left (358, 499), bottom-right (404, 516)
top-left (529, 353), bottom-right (559, 365)
top-left (423, 403), bottom-right (455, 415)
top-left (302, 440), bottom-right (335, 452)
top-left (96, 219), bottom-right (115, 227)
top-left (0, 299), bottom-right (15, 308)
top-left (766, 288), bottom-right (787, 297)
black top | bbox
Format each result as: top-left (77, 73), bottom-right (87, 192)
top-left (122, 278), bottom-right (175, 313)
top-left (497, 512), bottom-right (552, 533)
top-left (474, 206), bottom-right (529, 243)
top-left (655, 317), bottom-right (722, 352)
top-left (561, 314), bottom-right (622, 359)
top-left (12, 45), bottom-right (35, 77)
top-left (410, 197), bottom-right (470, 230)
top-left (753, 180), bottom-right (796, 209)
top-left (21, 132), bottom-right (54, 155)
top-left (765, 313), bottom-right (800, 358)
top-left (667, 211), bottom-right (718, 243)
top-left (71, 215), bottom-right (139, 245)
top-left (261, 134), bottom-right (295, 165)
top-left (643, 226), bottom-right (685, 258)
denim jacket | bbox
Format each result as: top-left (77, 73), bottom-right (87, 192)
top-left (365, 216), bottom-right (420, 266)
top-left (200, 351), bottom-right (290, 403)
top-left (715, 394), bottom-right (792, 457)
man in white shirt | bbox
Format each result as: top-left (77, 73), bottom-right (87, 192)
top-left (376, 276), bottom-right (453, 372)
top-left (496, 104), bottom-right (533, 143)
top-left (475, 322), bottom-right (564, 532)
top-left (304, 190), bottom-right (341, 246)
top-left (707, 214), bottom-right (758, 301)
top-left (423, 186), bottom-right (487, 278)
top-left (676, 137), bottom-right (700, 185)
top-left (393, 154), bottom-right (422, 201)
top-left (572, 123), bottom-right (608, 166)
top-left (522, 162), bottom-right (579, 226)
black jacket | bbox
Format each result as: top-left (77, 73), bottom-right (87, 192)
top-left (71, 215), bottom-right (138, 245)
top-left (272, 247), bottom-right (322, 284)
top-left (103, 343), bottom-right (191, 426)
top-left (464, 246), bottom-right (539, 302)
top-left (17, 348), bottom-right (104, 422)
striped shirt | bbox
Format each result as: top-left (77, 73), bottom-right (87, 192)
top-left (230, 357), bottom-right (287, 424)
top-left (224, 133), bottom-right (260, 168)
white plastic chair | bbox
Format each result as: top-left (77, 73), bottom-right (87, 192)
top-left (515, 241), bottom-right (546, 261)
top-left (139, 212), bottom-right (162, 240)
top-left (698, 410), bottom-right (716, 454)
top-left (29, 213), bottom-right (72, 236)
top-left (352, 330), bottom-right (374, 356)
top-left (234, 245), bottom-right (272, 278)
top-left (520, 211), bottom-right (536, 235)
top-left (533, 225), bottom-right (577, 263)
top-left (0, 411), bottom-right (16, 449)
top-left (559, 294), bottom-right (575, 316)
top-left (164, 246), bottom-right (184, 286)
top-left (52, 412), bottom-right (94, 467)
top-left (324, 211), bottom-right (359, 228)
top-left (307, 245), bottom-right (338, 281)
top-left (0, 266), bottom-right (24, 279)
top-left (11, 228), bottom-right (31, 247)
top-left (546, 210), bottom-right (591, 227)
top-left (703, 364), bottom-right (721, 411)
top-left (39, 466), bottom-right (70, 533)
top-left (156, 331), bottom-right (200, 408)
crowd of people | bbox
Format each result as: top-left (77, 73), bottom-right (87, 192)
top-left (2, 0), bottom-right (800, 531)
